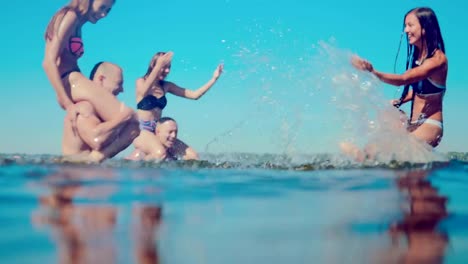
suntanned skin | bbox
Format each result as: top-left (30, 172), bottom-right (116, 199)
top-left (62, 62), bottom-right (139, 163)
top-left (128, 51), bottom-right (223, 161)
top-left (350, 9), bottom-right (447, 148)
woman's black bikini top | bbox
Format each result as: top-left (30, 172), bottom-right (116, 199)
top-left (137, 80), bottom-right (167, 110)
top-left (410, 58), bottom-right (446, 96)
top-left (137, 94), bottom-right (167, 110)
top-left (410, 78), bottom-right (446, 96)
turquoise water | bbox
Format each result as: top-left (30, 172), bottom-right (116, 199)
top-left (0, 154), bottom-right (467, 263)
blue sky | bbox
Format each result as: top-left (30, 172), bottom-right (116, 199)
top-left (1, 0), bottom-right (467, 156)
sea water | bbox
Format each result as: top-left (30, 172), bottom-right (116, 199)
top-left (0, 153), bottom-right (467, 263)
top-left (3, 34), bottom-right (463, 263)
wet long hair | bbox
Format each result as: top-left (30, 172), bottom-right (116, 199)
top-left (143, 52), bottom-right (168, 79)
top-left (396, 7), bottom-right (445, 104)
top-left (44, 0), bottom-right (93, 40)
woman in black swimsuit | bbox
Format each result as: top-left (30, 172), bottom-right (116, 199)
top-left (352, 7), bottom-right (447, 147)
top-left (129, 51), bottom-right (224, 161)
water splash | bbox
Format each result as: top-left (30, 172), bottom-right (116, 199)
top-left (0, 153), bottom-right (457, 171)
top-left (207, 30), bottom-right (447, 165)
top-left (204, 22), bottom-right (329, 156)
top-left (309, 42), bottom-right (447, 163)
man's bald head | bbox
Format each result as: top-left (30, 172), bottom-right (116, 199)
top-left (155, 117), bottom-right (178, 149)
top-left (89, 62), bottom-right (124, 96)
top-left (90, 62), bottom-right (122, 79)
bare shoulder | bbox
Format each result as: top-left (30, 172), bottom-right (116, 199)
top-left (55, 9), bottom-right (79, 35)
top-left (423, 49), bottom-right (447, 73)
top-left (163, 81), bottom-right (177, 91)
top-left (54, 8), bottom-right (79, 26)
top-left (135, 78), bottom-right (146, 92)
top-left (433, 49), bottom-right (448, 65)
top-left (426, 50), bottom-right (448, 81)
top-left (61, 8), bottom-right (79, 20)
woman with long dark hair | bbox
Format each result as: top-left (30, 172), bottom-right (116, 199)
top-left (352, 7), bottom-right (447, 147)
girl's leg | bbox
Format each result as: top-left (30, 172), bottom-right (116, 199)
top-left (340, 142), bottom-right (366, 162)
top-left (90, 119), bottom-right (140, 161)
top-left (133, 130), bottom-right (168, 161)
top-left (339, 141), bottom-right (377, 162)
top-left (410, 123), bottom-right (443, 147)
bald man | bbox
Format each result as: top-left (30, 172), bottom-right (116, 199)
top-left (62, 62), bottom-right (140, 163)
top-left (128, 117), bottom-right (199, 161)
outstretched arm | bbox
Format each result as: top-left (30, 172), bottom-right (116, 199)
top-left (166, 64), bottom-right (223, 100)
top-left (42, 10), bottom-right (79, 110)
top-left (351, 54), bottom-right (447, 86)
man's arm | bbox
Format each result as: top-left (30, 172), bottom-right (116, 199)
top-left (75, 102), bottom-right (133, 151)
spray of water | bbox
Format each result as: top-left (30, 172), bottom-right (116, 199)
top-left (204, 21), bottom-right (325, 160)
top-left (311, 42), bottom-right (446, 163)
top-left (203, 21), bottom-right (446, 165)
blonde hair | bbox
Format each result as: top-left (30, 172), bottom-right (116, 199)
top-left (44, 0), bottom-right (93, 40)
top-left (143, 52), bottom-right (167, 79)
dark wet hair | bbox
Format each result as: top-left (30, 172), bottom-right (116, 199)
top-left (89, 61), bottom-right (105, 80)
top-left (397, 7), bottom-right (445, 104)
top-left (410, 7), bottom-right (445, 55)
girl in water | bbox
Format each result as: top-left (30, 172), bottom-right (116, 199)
top-left (352, 7), bottom-right (447, 147)
top-left (130, 52), bottom-right (224, 161)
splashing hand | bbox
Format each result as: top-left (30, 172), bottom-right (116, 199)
top-left (213, 63), bottom-right (224, 80)
top-left (351, 55), bottom-right (373, 72)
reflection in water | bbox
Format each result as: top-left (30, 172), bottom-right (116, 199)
top-left (23, 164), bottom-right (456, 263)
top-left (32, 167), bottom-right (161, 264)
top-left (133, 206), bottom-right (161, 264)
top-left (388, 169), bottom-right (449, 264)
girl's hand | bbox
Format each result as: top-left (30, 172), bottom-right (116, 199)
top-left (351, 55), bottom-right (373, 72)
top-left (65, 104), bottom-right (80, 136)
top-left (58, 95), bottom-right (74, 110)
top-left (390, 99), bottom-right (401, 106)
top-left (65, 103), bottom-right (92, 136)
top-left (213, 63), bottom-right (224, 80)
